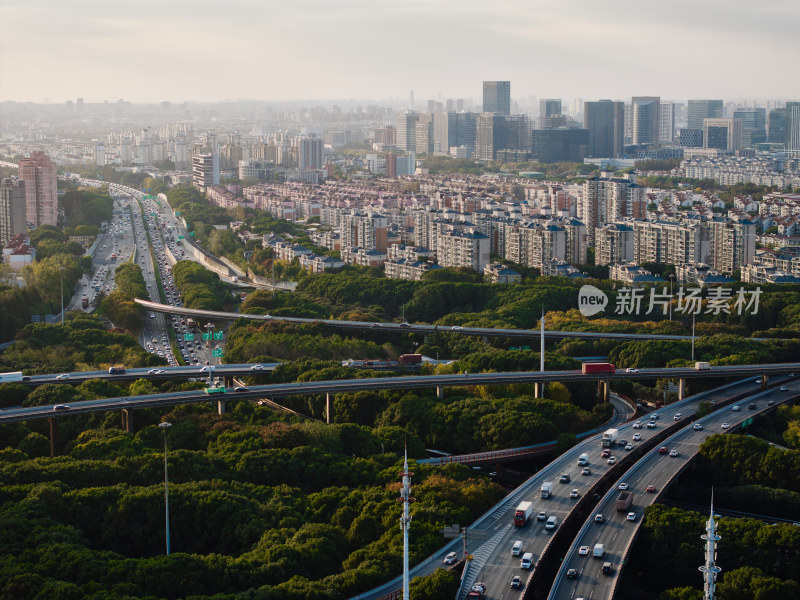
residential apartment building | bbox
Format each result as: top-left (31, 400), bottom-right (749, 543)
top-left (436, 229), bottom-right (490, 272)
top-left (581, 175), bottom-right (646, 244)
top-left (340, 212), bottom-right (388, 252)
top-left (0, 178), bottom-right (27, 247)
top-left (595, 222), bottom-right (634, 265)
top-left (192, 153), bottom-right (214, 191)
top-left (19, 151), bottom-right (58, 227)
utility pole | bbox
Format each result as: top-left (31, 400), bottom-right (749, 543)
top-left (691, 312), bottom-right (696, 361)
top-left (158, 422), bottom-right (172, 556)
top-left (59, 266), bottom-right (65, 325)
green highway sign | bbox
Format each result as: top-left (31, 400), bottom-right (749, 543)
top-left (183, 333), bottom-right (194, 341)
top-left (202, 332), bottom-right (212, 340)
top-left (741, 417), bottom-right (754, 428)
top-left (522, 345), bottom-right (531, 350)
top-left (212, 349), bottom-right (224, 358)
top-left (213, 331), bottom-right (224, 340)
top-left (175, 211), bottom-right (180, 216)
top-left (189, 231), bottom-right (195, 237)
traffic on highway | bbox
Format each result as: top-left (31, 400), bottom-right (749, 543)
top-left (549, 380), bottom-right (797, 600)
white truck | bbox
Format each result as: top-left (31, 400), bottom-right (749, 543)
top-left (601, 428), bottom-right (619, 447)
top-left (593, 543), bottom-right (606, 558)
top-left (578, 452), bottom-right (589, 466)
top-left (540, 481), bottom-right (553, 498)
top-left (0, 371), bottom-right (23, 383)
top-left (695, 362), bottom-right (710, 370)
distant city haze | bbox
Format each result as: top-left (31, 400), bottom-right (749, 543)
top-left (1, 0), bottom-right (798, 103)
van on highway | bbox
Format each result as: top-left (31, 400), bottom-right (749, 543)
top-left (578, 453), bottom-right (589, 466)
top-left (520, 552), bottom-right (533, 569)
top-left (545, 516), bottom-right (558, 531)
top-left (512, 540), bottom-right (523, 556)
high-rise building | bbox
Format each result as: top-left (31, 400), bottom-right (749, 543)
top-left (709, 218), bottom-right (755, 274)
top-left (595, 222), bottom-right (634, 265)
top-left (192, 153), bottom-right (214, 191)
top-left (581, 176), bottom-right (646, 245)
top-left (475, 113), bottom-right (506, 161)
top-left (530, 129), bottom-right (588, 163)
top-left (395, 111), bottom-right (419, 152)
top-left (687, 99), bottom-right (723, 130)
top-left (732, 108), bottom-right (766, 147)
top-left (679, 129), bottom-right (704, 148)
top-left (703, 118), bottom-right (742, 151)
top-left (19, 151), bottom-right (58, 228)
top-left (437, 229), bottom-right (490, 272)
top-left (340, 212), bottom-right (388, 252)
top-left (94, 142), bottom-right (105, 166)
top-left (584, 100), bottom-right (625, 157)
top-left (0, 178), bottom-right (27, 247)
top-left (299, 137), bottom-right (324, 169)
top-left (659, 102), bottom-right (675, 143)
top-left (483, 81), bottom-right (511, 115)
top-left (539, 99), bottom-right (564, 128)
top-left (787, 101), bottom-right (800, 157)
top-left (415, 114), bottom-right (433, 155)
top-left (631, 97), bottom-right (660, 145)
top-left (769, 108), bottom-right (787, 144)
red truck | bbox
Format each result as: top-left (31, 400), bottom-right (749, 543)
top-left (399, 353), bottom-right (422, 365)
top-left (582, 362), bottom-right (616, 374)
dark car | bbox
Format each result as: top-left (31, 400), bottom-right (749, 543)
top-left (567, 568), bottom-right (578, 579)
top-left (602, 562), bottom-right (613, 575)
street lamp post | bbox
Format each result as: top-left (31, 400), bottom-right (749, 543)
top-left (158, 421), bottom-right (172, 556)
top-left (669, 274), bottom-right (675, 321)
top-left (59, 266), bottom-right (65, 325)
top-left (691, 312), bottom-right (696, 361)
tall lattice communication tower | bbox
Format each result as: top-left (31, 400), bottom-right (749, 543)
top-left (699, 492), bottom-right (722, 600)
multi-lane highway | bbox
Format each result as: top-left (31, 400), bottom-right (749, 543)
top-left (548, 383), bottom-right (796, 600)
top-left (347, 376), bottom-right (777, 600)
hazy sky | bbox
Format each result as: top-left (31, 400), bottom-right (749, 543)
top-left (2, 0), bottom-right (799, 105)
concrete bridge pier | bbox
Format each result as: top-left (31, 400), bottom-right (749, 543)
top-left (534, 381), bottom-right (544, 398)
top-left (217, 401), bottom-right (226, 415)
top-left (761, 375), bottom-right (768, 389)
top-left (224, 376), bottom-right (234, 388)
top-left (48, 418), bottom-right (58, 458)
top-left (597, 380), bottom-right (610, 404)
top-left (436, 386), bottom-right (445, 400)
top-left (326, 393), bottom-right (333, 424)
top-left (121, 409), bottom-right (134, 433)
top-left (679, 378), bottom-right (686, 401)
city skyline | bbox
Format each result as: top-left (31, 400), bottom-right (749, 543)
top-left (1, 1), bottom-right (799, 104)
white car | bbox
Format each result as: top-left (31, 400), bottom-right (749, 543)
top-left (632, 433), bottom-right (642, 441)
top-left (693, 423), bottom-right (704, 430)
top-left (732, 405), bottom-right (741, 411)
top-left (443, 551), bottom-right (457, 564)
top-left (673, 413), bottom-right (682, 421)
top-left (451, 325), bottom-right (463, 331)
top-left (647, 422), bottom-right (657, 429)
top-left (578, 545), bottom-right (590, 556)
top-left (721, 422), bottom-right (730, 429)
top-left (55, 373), bottom-right (70, 380)
top-left (627, 512), bottom-right (637, 521)
top-left (250, 364), bottom-right (264, 371)
top-left (669, 449), bottom-right (679, 457)
top-left (570, 488), bottom-right (580, 499)
top-left (618, 482), bottom-right (629, 490)
top-left (625, 368), bottom-right (638, 373)
top-left (632, 421), bottom-right (642, 429)
top-left (780, 386), bottom-right (788, 392)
